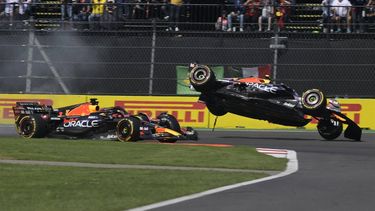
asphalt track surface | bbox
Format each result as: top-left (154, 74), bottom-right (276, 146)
top-left (1, 125), bottom-right (375, 211)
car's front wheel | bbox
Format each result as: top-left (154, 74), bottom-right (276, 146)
top-left (189, 65), bottom-right (216, 92)
top-left (157, 113), bottom-right (181, 133)
top-left (116, 116), bottom-right (140, 142)
top-left (302, 89), bottom-right (326, 114)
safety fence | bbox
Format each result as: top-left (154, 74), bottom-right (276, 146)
top-left (1, 29), bottom-right (374, 97)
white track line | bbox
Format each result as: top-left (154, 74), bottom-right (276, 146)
top-left (127, 149), bottom-right (298, 211)
top-left (0, 160), bottom-right (277, 174)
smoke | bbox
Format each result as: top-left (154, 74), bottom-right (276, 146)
top-left (1, 20), bottom-right (169, 95)
top-left (0, 28), bottom-right (103, 94)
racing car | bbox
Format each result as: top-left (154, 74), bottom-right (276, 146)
top-left (12, 98), bottom-right (198, 142)
top-left (188, 63), bottom-right (362, 141)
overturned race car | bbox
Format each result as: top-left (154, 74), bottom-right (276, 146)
top-left (12, 98), bottom-right (198, 142)
top-left (189, 63), bottom-right (362, 141)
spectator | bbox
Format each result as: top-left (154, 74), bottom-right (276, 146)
top-left (167, 0), bottom-right (183, 31)
top-left (73, 0), bottom-right (90, 29)
top-left (366, 0), bottom-right (375, 28)
top-left (19, 0), bottom-right (32, 19)
top-left (116, 0), bottom-right (125, 20)
top-left (4, 0), bottom-right (18, 27)
top-left (103, 0), bottom-right (118, 29)
top-left (131, 0), bottom-right (145, 19)
top-left (332, 0), bottom-right (352, 33)
top-left (89, 0), bottom-right (106, 30)
top-left (150, 0), bottom-right (169, 20)
top-left (275, 0), bottom-right (290, 31)
top-left (350, 0), bottom-right (366, 33)
top-left (244, 0), bottom-right (261, 31)
top-left (322, 0), bottom-right (334, 33)
top-left (159, 0), bottom-right (169, 20)
top-left (215, 9), bottom-right (228, 31)
top-left (227, 0), bottom-right (245, 32)
top-left (258, 0), bottom-right (274, 31)
top-left (0, 0), bottom-right (4, 15)
top-left (61, 0), bottom-right (73, 21)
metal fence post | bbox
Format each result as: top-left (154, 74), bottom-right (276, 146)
top-left (25, 29), bottom-right (35, 93)
top-left (271, 15), bottom-right (279, 80)
top-left (148, 18), bottom-right (156, 95)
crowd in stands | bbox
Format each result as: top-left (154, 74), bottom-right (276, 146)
top-left (1, 0), bottom-right (375, 33)
top-left (217, 0), bottom-right (375, 33)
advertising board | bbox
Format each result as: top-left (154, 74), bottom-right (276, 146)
top-left (0, 94), bottom-right (373, 130)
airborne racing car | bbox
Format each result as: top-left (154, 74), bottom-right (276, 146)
top-left (13, 98), bottom-right (198, 142)
top-left (189, 63), bottom-right (362, 141)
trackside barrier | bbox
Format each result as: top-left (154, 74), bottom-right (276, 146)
top-left (0, 94), bottom-right (208, 128)
top-left (208, 99), bottom-right (374, 130)
top-left (0, 94), bottom-right (374, 130)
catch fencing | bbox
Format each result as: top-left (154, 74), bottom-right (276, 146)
top-left (0, 3), bottom-right (374, 97)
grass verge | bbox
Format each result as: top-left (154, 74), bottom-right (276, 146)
top-left (0, 137), bottom-right (287, 210)
top-left (0, 137), bottom-right (287, 170)
top-left (0, 164), bottom-right (266, 211)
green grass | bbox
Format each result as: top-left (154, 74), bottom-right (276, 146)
top-left (0, 137), bottom-right (287, 171)
top-left (0, 137), bottom-right (287, 211)
top-left (0, 164), bottom-right (266, 211)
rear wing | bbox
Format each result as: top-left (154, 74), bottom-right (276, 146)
top-left (12, 102), bottom-right (53, 118)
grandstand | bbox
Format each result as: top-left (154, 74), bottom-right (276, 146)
top-left (1, 1), bottom-right (374, 33)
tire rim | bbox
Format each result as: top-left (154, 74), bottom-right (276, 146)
top-left (119, 121), bottom-right (131, 138)
top-left (193, 68), bottom-right (208, 82)
top-left (20, 118), bottom-right (34, 137)
top-left (306, 93), bottom-right (320, 106)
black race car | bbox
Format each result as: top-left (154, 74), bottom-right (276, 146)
top-left (12, 98), bottom-right (198, 142)
top-left (188, 63), bottom-right (362, 141)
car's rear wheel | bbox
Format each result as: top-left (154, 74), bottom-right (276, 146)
top-left (17, 114), bottom-right (48, 138)
top-left (189, 65), bottom-right (216, 92)
top-left (302, 89), bottom-right (326, 113)
top-left (116, 116), bottom-right (140, 142)
top-left (317, 118), bottom-right (343, 140)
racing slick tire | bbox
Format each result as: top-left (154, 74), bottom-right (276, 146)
top-left (189, 65), bottom-right (216, 92)
top-left (158, 113), bottom-right (181, 133)
top-left (17, 114), bottom-right (48, 138)
top-left (302, 89), bottom-right (327, 113)
top-left (116, 116), bottom-right (141, 142)
top-left (317, 119), bottom-right (343, 140)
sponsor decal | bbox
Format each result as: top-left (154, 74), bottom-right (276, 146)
top-left (0, 98), bottom-right (53, 119)
top-left (115, 100), bottom-right (206, 123)
top-left (63, 119), bottom-right (99, 128)
top-left (245, 82), bottom-right (278, 93)
top-left (283, 102), bottom-right (295, 108)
